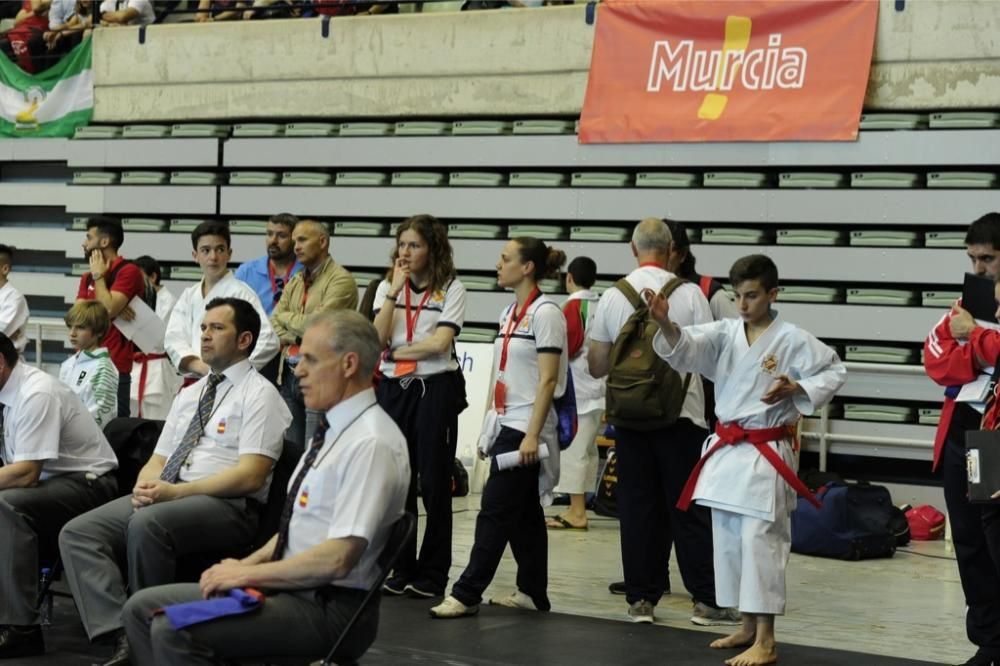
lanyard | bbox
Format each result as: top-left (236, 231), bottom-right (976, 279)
top-left (497, 287), bottom-right (540, 376)
top-left (404, 282), bottom-right (433, 344)
top-left (267, 261), bottom-right (294, 298)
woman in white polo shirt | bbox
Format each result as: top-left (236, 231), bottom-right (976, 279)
top-left (431, 236), bottom-right (567, 619)
top-left (373, 214), bottom-right (468, 599)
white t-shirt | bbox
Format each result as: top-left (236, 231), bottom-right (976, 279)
top-left (373, 278), bottom-right (467, 377)
top-left (285, 389), bottom-right (409, 590)
top-left (153, 359), bottom-right (291, 503)
top-left (0, 363), bottom-right (117, 479)
top-left (0, 282), bottom-right (29, 354)
top-left (100, 0), bottom-right (155, 25)
top-left (493, 294), bottom-right (568, 433)
top-left (589, 266), bottom-right (713, 429)
top-left (564, 289), bottom-right (605, 415)
top-left (165, 272), bottom-right (279, 375)
top-left (59, 348), bottom-right (119, 429)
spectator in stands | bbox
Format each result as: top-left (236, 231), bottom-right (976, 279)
top-left (271, 219), bottom-right (357, 448)
top-left (77, 216), bottom-right (148, 418)
top-left (0, 332), bottom-right (118, 659)
top-left (0, 1), bottom-right (49, 73)
top-left (99, 0), bottom-right (154, 26)
top-left (235, 213), bottom-right (301, 318)
top-left (430, 237), bottom-right (566, 619)
top-left (195, 0), bottom-right (248, 21)
top-left (43, 0), bottom-right (91, 57)
top-left (242, 0), bottom-right (302, 20)
top-left (546, 255), bottom-right (603, 532)
top-left (373, 214), bottom-right (467, 599)
top-left (121, 310), bottom-right (408, 666)
top-left (0, 244), bottom-right (29, 358)
top-left (130, 255), bottom-right (182, 420)
top-left (165, 221), bottom-right (279, 383)
top-left (462, 0), bottom-right (543, 9)
top-left (60, 301), bottom-right (118, 429)
top-left (60, 297), bottom-right (291, 666)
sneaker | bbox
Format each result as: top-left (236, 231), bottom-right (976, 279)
top-left (382, 575), bottom-right (409, 596)
top-left (961, 651), bottom-right (998, 666)
top-left (405, 581), bottom-right (444, 599)
top-left (627, 600), bottom-right (655, 624)
top-left (488, 591), bottom-right (537, 610)
top-left (609, 581), bottom-right (669, 596)
top-left (690, 601), bottom-right (741, 626)
top-left (429, 596), bottom-right (479, 619)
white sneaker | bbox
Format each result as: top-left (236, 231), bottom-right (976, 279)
top-left (488, 590), bottom-right (537, 610)
top-left (429, 595), bottom-right (479, 619)
top-left (690, 601), bottom-right (741, 626)
top-left (628, 599), bottom-right (655, 624)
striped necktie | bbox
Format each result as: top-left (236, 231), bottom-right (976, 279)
top-left (0, 403), bottom-right (5, 464)
top-left (160, 373), bottom-right (225, 483)
top-left (271, 415), bottom-right (329, 561)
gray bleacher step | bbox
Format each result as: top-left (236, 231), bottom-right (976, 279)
top-left (929, 112), bottom-right (1000, 129)
top-left (339, 122), bottom-right (393, 137)
top-left (918, 408), bottom-right (942, 425)
top-left (70, 263), bottom-right (89, 276)
top-left (73, 171), bottom-right (119, 185)
top-left (458, 327), bottom-right (497, 343)
top-left (71, 218), bottom-right (89, 230)
top-left (508, 224), bottom-right (567, 240)
top-left (458, 274), bottom-right (499, 291)
top-left (843, 403), bottom-right (915, 423)
top-left (392, 172), bottom-right (446, 187)
top-left (121, 218), bottom-right (167, 232)
top-left (635, 172), bottom-right (699, 188)
top-left (121, 171), bottom-right (168, 185)
top-left (592, 279), bottom-right (615, 295)
top-left (230, 219), bottom-right (268, 234)
top-left (229, 171), bottom-right (280, 186)
top-left (570, 226), bottom-right (629, 242)
top-left (282, 172), bottom-right (332, 186)
top-left (451, 120), bottom-right (511, 135)
top-left (336, 172), bottom-right (388, 186)
top-left (509, 172), bottom-right (567, 187)
top-left (171, 124), bottom-right (229, 138)
top-left (394, 121), bottom-right (450, 136)
top-left (448, 224), bottom-right (505, 239)
top-left (284, 123), bottom-right (338, 137)
top-left (170, 266), bottom-right (204, 280)
top-left (449, 172), bottom-right (506, 187)
top-left (775, 229), bottom-right (846, 245)
top-left (351, 272), bottom-right (384, 288)
top-left (927, 172), bottom-right (997, 188)
top-left (844, 345), bottom-right (919, 364)
top-left (777, 286), bottom-right (843, 303)
top-left (334, 221), bottom-right (389, 236)
top-left (122, 125), bottom-right (171, 139)
top-left (169, 219), bottom-right (205, 233)
top-left (922, 290), bottom-right (961, 307)
top-left (849, 230), bottom-right (920, 247)
top-left (924, 231), bottom-right (967, 248)
top-left (74, 126), bottom-right (122, 139)
top-left (850, 172), bottom-right (922, 188)
top-left (846, 288), bottom-right (920, 306)
top-left (858, 113), bottom-right (928, 130)
top-left (538, 278), bottom-right (563, 294)
top-left (778, 172), bottom-right (846, 189)
top-left (513, 119), bottom-right (574, 135)
top-left (571, 172), bottom-right (631, 188)
top-left (171, 171), bottom-right (222, 185)
top-left (232, 123), bottom-right (284, 138)
top-left (703, 172), bottom-right (769, 188)
top-left (701, 227), bottom-right (769, 244)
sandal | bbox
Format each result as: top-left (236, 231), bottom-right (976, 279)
top-left (546, 515), bottom-right (588, 531)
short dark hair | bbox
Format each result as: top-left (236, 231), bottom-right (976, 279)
top-left (191, 221), bottom-right (231, 250)
top-left (566, 256), bottom-right (597, 288)
top-left (87, 216), bottom-right (124, 251)
top-left (0, 333), bottom-right (17, 367)
top-left (663, 218), bottom-right (697, 279)
top-left (729, 254), bottom-right (779, 292)
top-left (0, 243), bottom-right (13, 265)
top-left (268, 213), bottom-right (299, 230)
top-left (133, 255), bottom-right (162, 284)
top-left (205, 297), bottom-right (260, 353)
top-left (966, 213), bottom-right (1000, 250)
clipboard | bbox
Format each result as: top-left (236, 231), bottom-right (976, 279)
top-left (962, 273), bottom-right (997, 323)
top-left (965, 430), bottom-right (1000, 503)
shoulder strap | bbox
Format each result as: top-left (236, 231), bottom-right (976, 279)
top-left (660, 276), bottom-right (688, 299)
top-left (615, 278), bottom-right (643, 310)
top-left (699, 275), bottom-right (713, 298)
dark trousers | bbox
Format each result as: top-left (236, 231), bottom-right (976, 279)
top-left (944, 405), bottom-right (1000, 657)
top-left (451, 426), bottom-right (549, 610)
top-left (376, 373), bottom-right (460, 592)
top-left (117, 371), bottom-right (132, 418)
top-left (615, 419), bottom-right (717, 607)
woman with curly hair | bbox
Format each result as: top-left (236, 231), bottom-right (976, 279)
top-left (373, 214), bottom-right (468, 599)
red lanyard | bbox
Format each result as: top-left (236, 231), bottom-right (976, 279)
top-left (267, 261), bottom-right (294, 297)
top-left (404, 282), bottom-right (433, 344)
top-left (497, 287), bottom-right (540, 376)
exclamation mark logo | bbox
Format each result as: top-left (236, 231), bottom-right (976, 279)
top-left (697, 16), bottom-right (752, 121)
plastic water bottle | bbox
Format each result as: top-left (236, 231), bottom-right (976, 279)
top-left (38, 568), bottom-right (53, 627)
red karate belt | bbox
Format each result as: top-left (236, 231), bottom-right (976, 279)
top-left (133, 352), bottom-right (169, 418)
top-left (677, 422), bottom-right (821, 511)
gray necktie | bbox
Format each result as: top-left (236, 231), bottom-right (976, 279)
top-left (160, 373), bottom-right (224, 483)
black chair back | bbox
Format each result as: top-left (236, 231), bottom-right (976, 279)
top-left (253, 439), bottom-right (304, 550)
top-left (103, 417), bottom-right (165, 495)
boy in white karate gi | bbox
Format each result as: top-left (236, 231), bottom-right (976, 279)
top-left (647, 254), bottom-right (845, 666)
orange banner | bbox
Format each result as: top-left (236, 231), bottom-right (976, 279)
top-left (579, 0), bottom-right (878, 143)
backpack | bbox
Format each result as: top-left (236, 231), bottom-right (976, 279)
top-left (791, 481), bottom-right (906, 560)
top-left (604, 277), bottom-right (691, 431)
top-left (100, 260), bottom-right (157, 311)
top-left (592, 446), bottom-right (619, 518)
top-left (905, 504), bottom-right (946, 540)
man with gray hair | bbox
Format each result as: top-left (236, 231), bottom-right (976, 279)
top-left (587, 217), bottom-right (733, 626)
top-left (123, 310), bottom-right (410, 665)
top-left (271, 220), bottom-right (358, 448)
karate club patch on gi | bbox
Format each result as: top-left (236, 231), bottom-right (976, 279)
top-left (217, 418), bottom-right (227, 435)
top-left (299, 488), bottom-right (309, 508)
top-left (761, 354), bottom-right (779, 376)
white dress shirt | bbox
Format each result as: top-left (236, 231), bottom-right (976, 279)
top-left (0, 282), bottom-right (29, 354)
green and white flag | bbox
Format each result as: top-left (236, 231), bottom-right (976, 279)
top-left (0, 36), bottom-right (93, 138)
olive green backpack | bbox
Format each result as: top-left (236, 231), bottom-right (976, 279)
top-left (605, 277), bottom-right (691, 431)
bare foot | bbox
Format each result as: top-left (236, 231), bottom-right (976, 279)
top-left (724, 642), bottom-right (777, 666)
top-left (710, 629), bottom-right (755, 649)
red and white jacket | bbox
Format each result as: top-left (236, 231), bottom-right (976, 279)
top-left (924, 305), bottom-right (1000, 470)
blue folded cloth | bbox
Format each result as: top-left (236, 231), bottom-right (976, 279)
top-left (161, 588), bottom-right (264, 630)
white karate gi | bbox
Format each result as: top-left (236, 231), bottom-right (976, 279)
top-left (653, 313), bottom-right (846, 614)
top-left (130, 286), bottom-right (182, 419)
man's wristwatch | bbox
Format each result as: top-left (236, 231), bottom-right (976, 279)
top-left (92, 272), bottom-right (104, 281)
